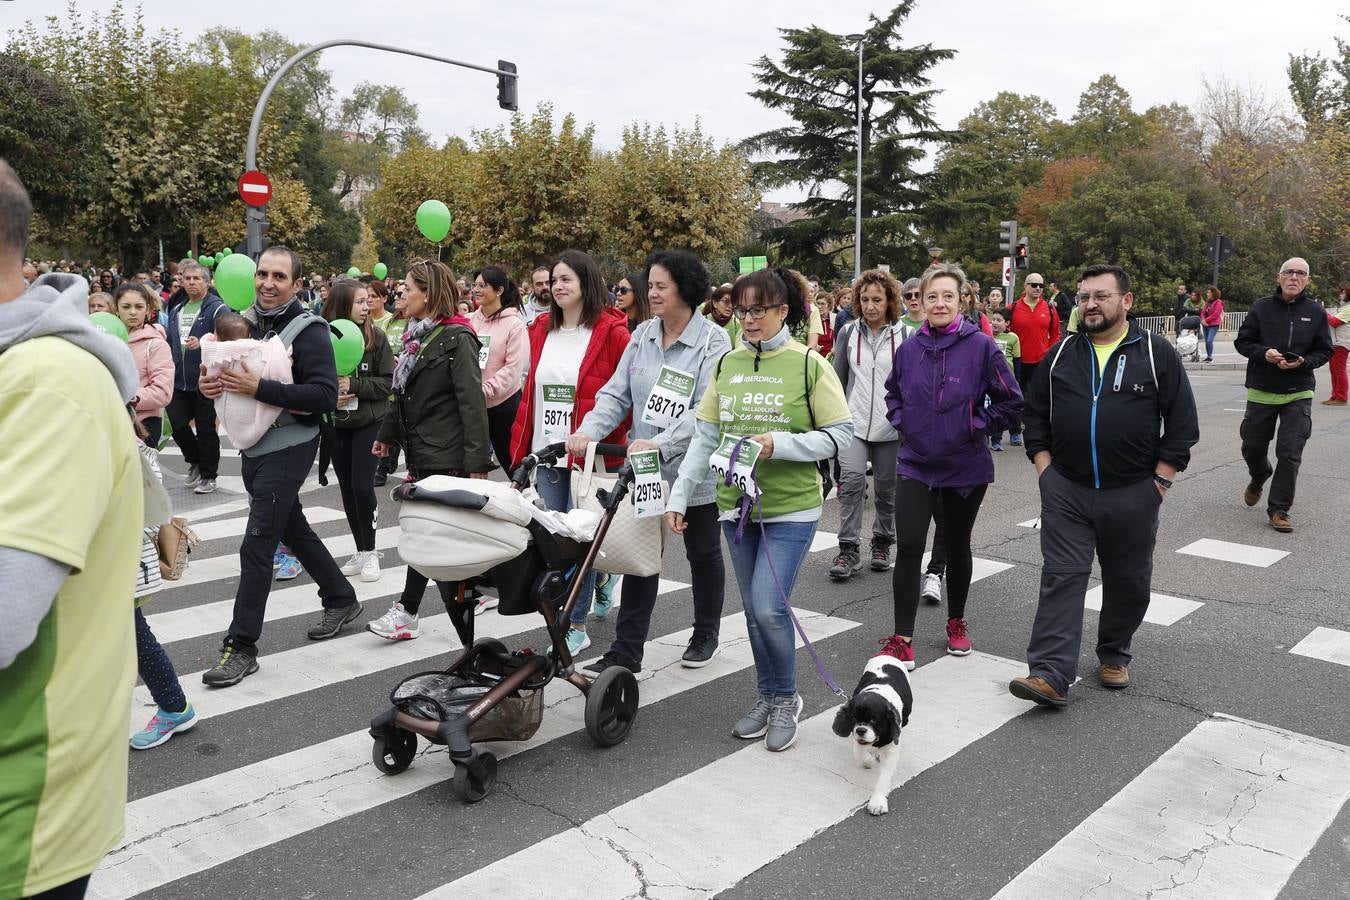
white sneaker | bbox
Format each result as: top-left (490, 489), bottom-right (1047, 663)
top-left (193, 478), bottom-right (216, 494)
top-left (359, 551), bottom-right (383, 583)
top-left (367, 602), bottom-right (419, 640)
top-left (340, 552), bottom-right (368, 576)
top-left (921, 572), bottom-right (943, 604)
top-left (474, 594), bottom-right (499, 616)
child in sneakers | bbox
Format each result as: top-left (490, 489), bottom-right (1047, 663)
top-left (131, 429), bottom-right (197, 750)
top-left (987, 310), bottom-right (1021, 451)
top-left (198, 311), bottom-right (293, 451)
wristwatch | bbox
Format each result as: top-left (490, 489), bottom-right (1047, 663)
top-left (1153, 474), bottom-right (1173, 490)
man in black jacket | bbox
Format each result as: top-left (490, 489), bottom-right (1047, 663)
top-left (1234, 258), bottom-right (1333, 533)
top-left (1010, 264), bottom-right (1199, 708)
top-left (198, 246), bottom-right (361, 687)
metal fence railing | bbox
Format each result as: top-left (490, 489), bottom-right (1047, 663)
top-left (1134, 312), bottom-right (1247, 333)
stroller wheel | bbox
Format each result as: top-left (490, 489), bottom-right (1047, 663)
top-left (451, 751), bottom-right (498, 803)
top-left (585, 666), bottom-right (639, 747)
top-left (371, 729), bottom-right (417, 774)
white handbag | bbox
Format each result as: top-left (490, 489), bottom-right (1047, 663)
top-left (570, 443), bottom-right (667, 577)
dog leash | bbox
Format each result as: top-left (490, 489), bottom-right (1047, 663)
top-left (725, 436), bottom-right (848, 700)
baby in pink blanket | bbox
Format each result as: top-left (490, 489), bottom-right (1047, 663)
top-left (198, 312), bottom-right (294, 449)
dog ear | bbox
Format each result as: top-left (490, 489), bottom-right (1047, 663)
top-left (831, 702), bottom-right (855, 737)
top-left (878, 705), bottom-right (902, 746)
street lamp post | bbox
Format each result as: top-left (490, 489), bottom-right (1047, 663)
top-left (845, 33), bottom-right (865, 281)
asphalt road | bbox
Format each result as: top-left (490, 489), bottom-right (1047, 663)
top-left (97, 361), bottom-right (1350, 900)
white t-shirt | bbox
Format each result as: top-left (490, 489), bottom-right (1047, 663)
top-left (531, 324), bottom-right (591, 453)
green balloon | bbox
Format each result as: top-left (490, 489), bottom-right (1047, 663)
top-left (221, 247), bottom-right (233, 257)
top-left (372, 262), bottom-right (388, 280)
top-left (329, 318), bottom-right (365, 376)
top-left (415, 199), bottom-right (452, 243)
top-left (214, 253), bottom-right (257, 311)
top-left (214, 251), bottom-right (226, 264)
top-left (347, 266), bottom-right (361, 278)
top-left (90, 311), bottom-right (128, 342)
top-left (198, 254), bottom-right (214, 268)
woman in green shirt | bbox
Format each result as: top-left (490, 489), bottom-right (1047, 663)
top-left (667, 267), bottom-right (853, 753)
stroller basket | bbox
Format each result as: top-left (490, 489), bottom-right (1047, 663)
top-left (392, 671), bottom-right (544, 743)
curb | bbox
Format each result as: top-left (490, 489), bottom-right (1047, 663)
top-left (1183, 363), bottom-right (1243, 371)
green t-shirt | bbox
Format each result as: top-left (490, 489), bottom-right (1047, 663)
top-left (696, 339), bottom-right (850, 519)
top-left (377, 315), bottom-right (408, 352)
top-left (1247, 388), bottom-right (1315, 405)
top-left (993, 331), bottom-right (1021, 367)
top-left (178, 299), bottom-right (203, 338)
top-left (0, 338), bottom-right (141, 897)
top-left (901, 315), bottom-right (925, 330)
top-left (1092, 333), bottom-right (1127, 376)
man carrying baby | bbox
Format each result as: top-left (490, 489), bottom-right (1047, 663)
top-left (199, 246), bottom-right (362, 687)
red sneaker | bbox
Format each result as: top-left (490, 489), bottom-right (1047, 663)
top-left (878, 634), bottom-right (915, 671)
top-left (946, 618), bottom-right (972, 656)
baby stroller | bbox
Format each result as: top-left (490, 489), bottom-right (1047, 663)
top-left (1176, 314), bottom-right (1201, 362)
top-left (368, 442), bottom-right (639, 803)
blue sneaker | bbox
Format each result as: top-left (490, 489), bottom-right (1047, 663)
top-left (565, 627), bottom-right (591, 657)
top-left (130, 701), bottom-right (198, 750)
top-left (991, 439), bottom-right (1004, 451)
top-left (272, 544), bottom-right (290, 569)
top-left (593, 572), bottom-right (616, 620)
top-left (1009, 433), bottom-right (1023, 446)
top-left (276, 554), bottom-right (302, 580)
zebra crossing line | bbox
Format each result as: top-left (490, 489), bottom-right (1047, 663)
top-left (189, 506), bottom-right (346, 542)
top-left (92, 610), bottom-right (860, 899)
top-left (1290, 627), bottom-right (1350, 668)
top-left (158, 526), bottom-right (402, 591)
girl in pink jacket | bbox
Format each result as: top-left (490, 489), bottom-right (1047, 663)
top-left (1200, 286), bottom-right (1225, 363)
top-left (468, 266), bottom-right (530, 473)
top-left (117, 282), bottom-right (175, 446)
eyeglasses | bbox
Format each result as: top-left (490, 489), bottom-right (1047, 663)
top-left (1280, 269), bottom-right (1309, 277)
top-left (614, 286), bottom-right (631, 296)
top-left (733, 304), bottom-right (782, 320)
top-left (1075, 291), bottom-right (1122, 304)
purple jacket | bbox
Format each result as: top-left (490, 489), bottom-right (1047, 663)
top-left (884, 318), bottom-right (1023, 489)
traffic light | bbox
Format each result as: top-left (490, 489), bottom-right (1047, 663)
top-left (497, 60), bottom-right (518, 112)
top-left (1014, 238), bottom-right (1029, 270)
top-left (998, 220), bottom-right (1018, 255)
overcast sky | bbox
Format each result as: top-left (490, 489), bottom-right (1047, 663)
top-left (4, 0), bottom-right (1345, 202)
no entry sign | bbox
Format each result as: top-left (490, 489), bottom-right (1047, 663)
top-left (238, 170), bottom-right (272, 207)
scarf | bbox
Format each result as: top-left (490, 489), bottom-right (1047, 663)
top-left (392, 316), bottom-right (446, 393)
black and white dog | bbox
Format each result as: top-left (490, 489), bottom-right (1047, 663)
top-left (831, 655), bottom-right (914, 815)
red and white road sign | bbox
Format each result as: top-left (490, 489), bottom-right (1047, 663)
top-left (1002, 257), bottom-right (1013, 288)
top-left (238, 170), bottom-right (272, 207)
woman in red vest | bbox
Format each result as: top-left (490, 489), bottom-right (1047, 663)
top-left (1007, 273), bottom-right (1060, 446)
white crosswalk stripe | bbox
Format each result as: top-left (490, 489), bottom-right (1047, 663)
top-left (159, 526), bottom-right (401, 592)
top-left (189, 506), bottom-right (346, 542)
top-left (1084, 585), bottom-right (1204, 626)
top-left (1290, 626), bottom-right (1350, 668)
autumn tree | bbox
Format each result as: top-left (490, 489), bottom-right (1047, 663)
top-left (364, 139), bottom-right (473, 267)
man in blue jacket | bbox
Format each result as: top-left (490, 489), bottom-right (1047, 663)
top-left (1234, 257), bottom-right (1333, 533)
top-left (164, 261), bottom-right (225, 493)
top-left (1011, 264), bottom-right (1199, 708)
top-left (198, 246), bottom-right (361, 686)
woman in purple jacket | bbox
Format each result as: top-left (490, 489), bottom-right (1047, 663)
top-left (881, 263), bottom-right (1023, 670)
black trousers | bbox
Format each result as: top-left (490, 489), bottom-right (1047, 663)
top-left (1026, 467), bottom-right (1161, 695)
top-left (487, 391), bottom-right (522, 475)
top-left (610, 502), bottom-right (724, 664)
top-left (227, 437), bottom-right (356, 652)
top-left (166, 388), bottom-right (220, 478)
top-left (926, 493), bottom-right (947, 576)
top-left (29, 874), bottom-right (90, 899)
top-left (1010, 360), bottom-right (1038, 435)
top-left (892, 478), bottom-right (987, 635)
top-left (1240, 398), bottom-right (1312, 515)
top-left (141, 416), bottom-right (163, 449)
top-left (333, 422), bottom-right (381, 550)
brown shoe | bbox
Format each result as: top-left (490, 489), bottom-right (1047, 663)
top-left (1322, 399), bottom-right (1347, 406)
top-left (1008, 675), bottom-right (1067, 708)
top-left (1243, 483), bottom-right (1263, 507)
top-left (1099, 664), bottom-right (1130, 688)
top-left (1269, 512), bottom-right (1293, 533)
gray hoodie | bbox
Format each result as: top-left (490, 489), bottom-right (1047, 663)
top-left (0, 273), bottom-right (138, 403)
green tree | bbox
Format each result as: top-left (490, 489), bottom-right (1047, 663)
top-left (1066, 74), bottom-right (1147, 155)
top-left (742, 1), bottom-right (957, 276)
top-left (327, 82), bottom-right (423, 203)
top-left (592, 122), bottom-right (757, 271)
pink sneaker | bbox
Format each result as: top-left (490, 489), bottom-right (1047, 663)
top-left (878, 634), bottom-right (915, 671)
top-left (946, 618), bottom-right (972, 656)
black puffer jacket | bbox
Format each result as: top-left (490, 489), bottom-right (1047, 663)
top-left (377, 323), bottom-right (492, 476)
top-left (335, 337), bottom-right (394, 430)
top-left (1234, 289), bottom-right (1334, 395)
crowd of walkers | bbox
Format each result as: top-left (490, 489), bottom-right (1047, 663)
top-left (6, 149), bottom-right (1348, 898)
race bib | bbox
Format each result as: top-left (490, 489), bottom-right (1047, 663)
top-left (338, 395), bottom-right (359, 411)
top-left (477, 334), bottom-right (492, 369)
top-left (709, 433), bottom-right (762, 498)
top-left (540, 383), bottom-right (575, 443)
top-left (640, 365), bottom-right (697, 430)
top-left (629, 449), bottom-right (665, 518)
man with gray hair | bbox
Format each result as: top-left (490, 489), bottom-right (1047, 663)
top-left (0, 159), bottom-right (143, 898)
top-left (164, 259), bottom-right (225, 492)
top-left (1234, 257), bottom-right (1333, 532)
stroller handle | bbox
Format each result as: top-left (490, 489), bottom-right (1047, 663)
top-left (509, 442), bottom-right (630, 489)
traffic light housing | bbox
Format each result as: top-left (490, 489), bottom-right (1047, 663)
top-left (998, 220), bottom-right (1018, 255)
top-left (1014, 238), bottom-right (1029, 270)
top-left (497, 60), bottom-right (518, 112)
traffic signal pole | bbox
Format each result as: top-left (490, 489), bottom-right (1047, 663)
top-left (242, 39), bottom-right (519, 260)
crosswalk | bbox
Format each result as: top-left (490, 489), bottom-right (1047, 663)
top-left (90, 498), bottom-right (1350, 899)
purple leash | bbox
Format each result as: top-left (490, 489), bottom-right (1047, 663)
top-left (724, 437), bottom-right (848, 700)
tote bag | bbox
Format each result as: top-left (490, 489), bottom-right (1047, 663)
top-left (570, 442), bottom-right (666, 577)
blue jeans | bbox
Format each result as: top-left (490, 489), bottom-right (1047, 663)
top-left (723, 519), bottom-right (817, 697)
top-left (1203, 325), bottom-right (1219, 359)
top-left (536, 465), bottom-right (597, 628)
